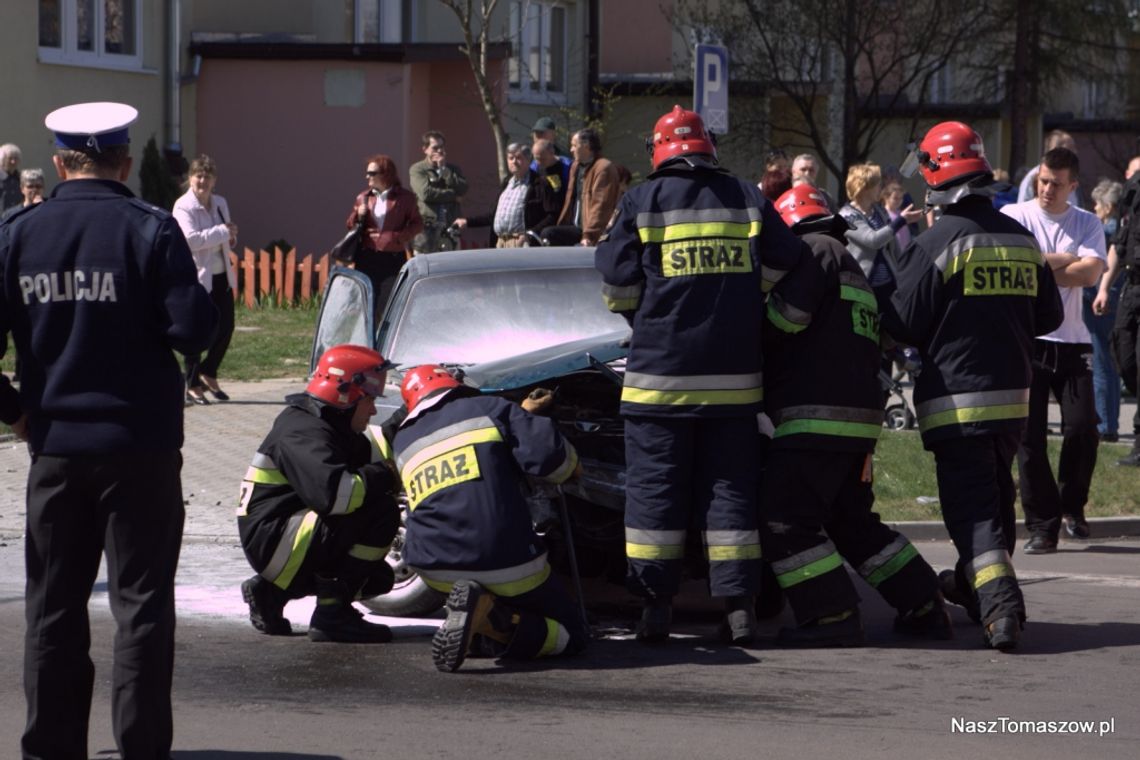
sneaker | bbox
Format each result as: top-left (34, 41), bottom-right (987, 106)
top-left (719, 596), bottom-right (758, 645)
top-left (938, 569), bottom-right (981, 623)
top-left (635, 600), bottom-right (672, 644)
top-left (778, 609), bottom-right (864, 648)
top-left (1117, 449), bottom-right (1140, 467)
top-left (240, 576), bottom-right (292, 636)
top-left (894, 596), bottom-right (954, 640)
top-left (1023, 535), bottom-right (1058, 555)
top-left (983, 615), bottom-right (1021, 651)
top-left (308, 602), bottom-right (393, 643)
top-left (1063, 515), bottom-right (1091, 540)
top-left (432, 581), bottom-right (501, 672)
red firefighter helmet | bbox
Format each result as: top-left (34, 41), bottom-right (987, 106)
top-left (401, 364), bottom-right (462, 413)
top-left (649, 105), bottom-right (717, 169)
top-left (307, 344), bottom-right (392, 409)
top-left (912, 121), bottom-right (991, 189)
top-left (775, 184), bottom-right (831, 228)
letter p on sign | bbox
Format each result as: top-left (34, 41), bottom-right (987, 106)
top-left (694, 44), bottom-right (729, 134)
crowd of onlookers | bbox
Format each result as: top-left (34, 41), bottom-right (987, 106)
top-left (0, 144), bottom-right (46, 221)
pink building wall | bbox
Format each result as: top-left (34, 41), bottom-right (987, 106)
top-left (599, 3), bottom-right (674, 75)
top-left (195, 57), bottom-right (501, 257)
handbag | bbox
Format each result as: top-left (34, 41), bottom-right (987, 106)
top-left (331, 222), bottom-right (365, 264)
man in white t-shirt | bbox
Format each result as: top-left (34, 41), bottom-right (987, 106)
top-left (1002, 147), bottom-right (1106, 553)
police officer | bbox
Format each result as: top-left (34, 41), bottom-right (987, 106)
top-left (1107, 158), bottom-right (1140, 465)
top-left (0, 102), bottom-right (217, 759)
top-left (392, 366), bottom-right (587, 672)
top-left (595, 105), bottom-right (811, 644)
top-left (886, 122), bottom-right (1064, 650)
top-left (237, 344), bottom-right (401, 642)
top-left (761, 185), bottom-right (949, 646)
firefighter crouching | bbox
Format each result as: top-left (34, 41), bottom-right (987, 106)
top-left (595, 105), bottom-right (812, 644)
top-left (392, 365), bottom-right (589, 672)
top-left (760, 185), bottom-right (950, 646)
top-left (236, 344), bottom-right (401, 642)
top-left (885, 122), bottom-right (1064, 650)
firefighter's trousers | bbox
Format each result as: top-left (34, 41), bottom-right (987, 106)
top-left (623, 415), bottom-right (761, 600)
top-left (931, 433), bottom-right (1026, 626)
top-left (761, 448), bottom-right (939, 624)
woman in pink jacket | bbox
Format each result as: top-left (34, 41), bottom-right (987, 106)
top-left (173, 154), bottom-right (238, 405)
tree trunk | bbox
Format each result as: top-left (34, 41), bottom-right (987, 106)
top-left (1008, 0), bottom-right (1039, 175)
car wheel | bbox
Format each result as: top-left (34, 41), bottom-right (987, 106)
top-left (359, 520), bottom-right (446, 618)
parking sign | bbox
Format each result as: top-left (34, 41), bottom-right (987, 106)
top-left (694, 44), bottom-right (729, 134)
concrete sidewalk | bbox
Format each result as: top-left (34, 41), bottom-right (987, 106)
top-left (0, 377), bottom-right (1138, 543)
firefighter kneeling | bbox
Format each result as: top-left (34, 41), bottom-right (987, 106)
top-left (760, 185), bottom-right (950, 646)
top-left (236, 345), bottom-right (401, 642)
top-left (393, 366), bottom-right (589, 672)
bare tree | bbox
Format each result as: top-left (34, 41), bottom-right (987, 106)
top-left (438, 0), bottom-right (511, 181)
top-left (673, 0), bottom-right (993, 200)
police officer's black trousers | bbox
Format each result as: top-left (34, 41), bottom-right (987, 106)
top-left (1112, 280), bottom-right (1140, 436)
top-left (623, 416), bottom-right (761, 600)
top-left (1018, 340), bottom-right (1099, 539)
top-left (23, 451), bottom-right (184, 760)
top-left (761, 449), bottom-right (938, 625)
top-left (931, 434), bottom-right (1025, 626)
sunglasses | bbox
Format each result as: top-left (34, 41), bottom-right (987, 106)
top-left (365, 170), bottom-right (381, 177)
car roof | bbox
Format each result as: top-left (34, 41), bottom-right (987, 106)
top-left (402, 246), bottom-right (596, 278)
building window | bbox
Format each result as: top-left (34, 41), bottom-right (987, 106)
top-left (38, 0), bottom-right (142, 70)
top-left (508, 1), bottom-right (567, 102)
top-left (355, 0), bottom-right (403, 44)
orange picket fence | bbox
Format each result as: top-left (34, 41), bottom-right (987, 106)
top-left (227, 248), bottom-right (333, 307)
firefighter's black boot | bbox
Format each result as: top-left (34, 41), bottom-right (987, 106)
top-left (938, 569), bottom-right (981, 623)
top-left (893, 594), bottom-right (953, 640)
top-left (983, 615), bottom-right (1021, 652)
top-left (308, 577), bottom-right (393, 643)
top-left (778, 608), bottom-right (864, 648)
top-left (432, 580), bottom-right (515, 672)
top-left (635, 598), bottom-right (672, 644)
top-left (719, 595), bottom-right (758, 645)
top-left (240, 575), bottom-right (292, 636)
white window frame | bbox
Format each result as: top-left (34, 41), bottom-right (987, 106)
top-left (354, 0), bottom-right (404, 44)
top-left (508, 0), bottom-right (568, 105)
top-left (38, 0), bottom-right (143, 71)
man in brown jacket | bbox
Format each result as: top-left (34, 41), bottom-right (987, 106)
top-left (544, 128), bottom-right (620, 246)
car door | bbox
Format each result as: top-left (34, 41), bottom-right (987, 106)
top-left (310, 265), bottom-right (376, 373)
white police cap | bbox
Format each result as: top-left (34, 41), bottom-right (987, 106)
top-left (44, 102), bottom-right (138, 153)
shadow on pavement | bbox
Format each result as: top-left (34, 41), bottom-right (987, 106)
top-left (1018, 620), bottom-right (1140, 654)
top-left (1078, 544), bottom-right (1140, 555)
top-left (171, 752), bottom-right (342, 759)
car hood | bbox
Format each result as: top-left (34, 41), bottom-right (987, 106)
top-left (460, 329), bottom-right (629, 392)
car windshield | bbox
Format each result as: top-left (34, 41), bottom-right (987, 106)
top-left (383, 267), bottom-right (628, 366)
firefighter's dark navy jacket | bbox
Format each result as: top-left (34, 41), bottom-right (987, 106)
top-left (595, 158), bottom-right (811, 418)
top-left (764, 230), bottom-right (884, 452)
top-left (238, 394), bottom-right (396, 581)
top-left (881, 194), bottom-right (1064, 445)
top-left (393, 391), bottom-right (578, 582)
top-left (0, 179), bottom-right (216, 454)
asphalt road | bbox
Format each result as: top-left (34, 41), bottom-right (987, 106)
top-left (0, 537), bottom-right (1138, 760)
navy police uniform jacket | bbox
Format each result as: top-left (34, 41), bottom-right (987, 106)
top-left (764, 229), bottom-right (884, 452)
top-left (880, 194), bottom-right (1064, 446)
top-left (0, 179), bottom-right (216, 454)
top-left (393, 391), bottom-right (578, 581)
top-left (237, 394), bottom-right (397, 576)
top-left (595, 158), bottom-right (810, 418)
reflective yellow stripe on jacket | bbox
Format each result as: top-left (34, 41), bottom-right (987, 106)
top-left (397, 416), bottom-right (504, 509)
top-left (915, 388), bottom-right (1030, 433)
top-left (416, 554), bottom-right (551, 597)
top-left (772, 404), bottom-right (883, 441)
top-left (622, 371), bottom-right (764, 408)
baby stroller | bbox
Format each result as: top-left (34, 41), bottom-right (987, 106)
top-left (881, 369), bottom-right (916, 430)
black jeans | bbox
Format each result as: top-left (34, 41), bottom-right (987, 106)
top-left (185, 272), bottom-right (233, 387)
top-left (1018, 340), bottom-right (1099, 539)
top-left (1112, 278), bottom-right (1140, 436)
top-left (353, 250), bottom-right (405, 322)
top-left (23, 450), bottom-right (184, 760)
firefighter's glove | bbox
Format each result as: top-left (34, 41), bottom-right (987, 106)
top-left (521, 387), bottom-right (555, 415)
top-left (359, 462), bottom-right (399, 499)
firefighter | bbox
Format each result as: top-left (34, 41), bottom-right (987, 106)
top-left (761, 184), bottom-right (949, 646)
top-left (236, 344), bottom-right (401, 642)
top-left (392, 365), bottom-right (588, 672)
top-left (885, 122), bottom-right (1064, 650)
top-left (595, 105), bottom-right (811, 644)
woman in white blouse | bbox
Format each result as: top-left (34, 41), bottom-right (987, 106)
top-left (173, 155), bottom-right (238, 404)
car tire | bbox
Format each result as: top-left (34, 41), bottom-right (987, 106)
top-left (359, 517), bottom-right (447, 617)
